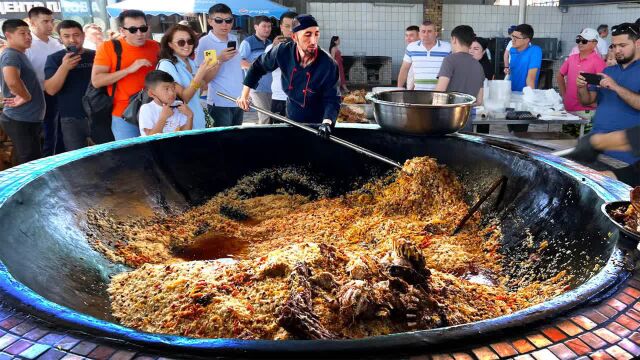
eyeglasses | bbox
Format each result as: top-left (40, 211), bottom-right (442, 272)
top-left (511, 34), bottom-right (527, 40)
top-left (575, 38), bottom-right (592, 45)
top-left (611, 23), bottom-right (639, 37)
top-left (123, 25), bottom-right (149, 34)
top-left (174, 38), bottom-right (195, 47)
top-left (212, 17), bottom-right (233, 24)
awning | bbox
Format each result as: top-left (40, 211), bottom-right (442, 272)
top-left (106, 0), bottom-right (290, 18)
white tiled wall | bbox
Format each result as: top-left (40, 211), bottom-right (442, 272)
top-left (308, 2), bottom-right (424, 79)
top-left (442, 4), bottom-right (562, 40)
top-left (559, 4), bottom-right (639, 58)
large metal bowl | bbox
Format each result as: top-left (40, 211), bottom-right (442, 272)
top-left (366, 90), bottom-right (476, 135)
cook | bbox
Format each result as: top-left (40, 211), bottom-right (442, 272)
top-left (236, 14), bottom-right (341, 139)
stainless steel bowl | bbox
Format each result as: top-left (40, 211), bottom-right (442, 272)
top-left (366, 90), bottom-right (476, 135)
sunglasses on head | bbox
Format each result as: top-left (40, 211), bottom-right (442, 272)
top-left (124, 25), bottom-right (148, 34)
top-left (212, 17), bottom-right (233, 24)
top-left (174, 38), bottom-right (195, 47)
top-left (611, 23), bottom-right (639, 37)
top-left (575, 38), bottom-right (592, 45)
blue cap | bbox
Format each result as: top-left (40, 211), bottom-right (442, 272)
top-left (292, 14), bottom-right (318, 33)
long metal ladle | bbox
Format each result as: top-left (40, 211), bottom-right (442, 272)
top-left (217, 91), bottom-right (403, 170)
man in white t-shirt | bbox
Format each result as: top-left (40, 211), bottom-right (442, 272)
top-left (265, 11), bottom-right (297, 119)
top-left (139, 71), bottom-right (193, 136)
top-left (404, 25), bottom-right (419, 90)
top-left (25, 6), bottom-right (64, 157)
top-left (397, 20), bottom-right (451, 90)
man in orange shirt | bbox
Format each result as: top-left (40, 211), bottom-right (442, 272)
top-left (91, 9), bottom-right (159, 140)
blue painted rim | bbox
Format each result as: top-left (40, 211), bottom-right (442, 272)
top-left (0, 125), bottom-right (632, 355)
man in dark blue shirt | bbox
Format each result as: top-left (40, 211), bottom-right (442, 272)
top-left (44, 20), bottom-right (95, 151)
top-left (576, 23), bottom-right (640, 163)
top-left (237, 14), bottom-right (340, 139)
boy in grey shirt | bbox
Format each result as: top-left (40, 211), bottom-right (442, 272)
top-left (0, 19), bottom-right (46, 164)
top-left (435, 25), bottom-right (484, 132)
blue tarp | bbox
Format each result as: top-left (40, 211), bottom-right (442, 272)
top-left (106, 0), bottom-right (290, 18)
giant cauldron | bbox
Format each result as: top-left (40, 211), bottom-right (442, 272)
top-left (0, 125), bottom-right (632, 358)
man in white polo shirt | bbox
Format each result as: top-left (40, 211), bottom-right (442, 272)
top-left (25, 6), bottom-right (64, 156)
top-left (397, 20), bottom-right (451, 90)
top-left (194, 3), bottom-right (243, 127)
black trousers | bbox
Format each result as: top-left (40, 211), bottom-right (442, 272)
top-left (42, 93), bottom-right (64, 156)
top-left (0, 113), bottom-right (42, 165)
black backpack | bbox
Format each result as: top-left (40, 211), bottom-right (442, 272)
top-left (82, 39), bottom-right (122, 144)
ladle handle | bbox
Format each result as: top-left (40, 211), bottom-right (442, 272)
top-left (217, 92), bottom-right (403, 170)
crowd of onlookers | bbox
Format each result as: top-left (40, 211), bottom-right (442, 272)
top-left (0, 4), bottom-right (638, 184)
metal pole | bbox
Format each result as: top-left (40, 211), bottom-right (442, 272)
top-left (217, 92), bottom-right (403, 170)
top-left (518, 0), bottom-right (527, 24)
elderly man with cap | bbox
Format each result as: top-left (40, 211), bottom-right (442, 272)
top-left (557, 28), bottom-right (606, 122)
top-left (236, 14), bottom-right (340, 139)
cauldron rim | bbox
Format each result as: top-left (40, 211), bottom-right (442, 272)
top-left (0, 125), bottom-right (632, 356)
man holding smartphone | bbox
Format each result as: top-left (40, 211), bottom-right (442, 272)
top-left (195, 3), bottom-right (243, 127)
top-left (44, 20), bottom-right (95, 151)
top-left (573, 22), bottom-right (640, 169)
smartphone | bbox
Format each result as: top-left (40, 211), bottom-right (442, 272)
top-left (66, 45), bottom-right (78, 54)
top-left (227, 40), bottom-right (236, 50)
top-left (204, 49), bottom-right (217, 64)
top-left (581, 72), bottom-right (603, 86)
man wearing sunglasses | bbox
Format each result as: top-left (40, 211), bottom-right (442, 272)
top-left (557, 28), bottom-right (605, 125)
top-left (194, 3), bottom-right (243, 127)
top-left (92, 9), bottom-right (160, 140)
top-left (569, 23), bottom-right (640, 180)
top-left (237, 14), bottom-right (340, 140)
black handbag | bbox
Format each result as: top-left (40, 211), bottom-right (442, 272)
top-left (82, 39), bottom-right (122, 144)
top-left (122, 61), bottom-right (170, 125)
top-left (122, 90), bottom-right (153, 125)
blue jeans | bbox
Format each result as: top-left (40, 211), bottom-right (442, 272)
top-left (111, 116), bottom-right (140, 140)
top-left (207, 105), bottom-right (243, 127)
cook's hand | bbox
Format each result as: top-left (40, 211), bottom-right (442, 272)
top-left (564, 133), bottom-right (600, 164)
top-left (236, 94), bottom-right (251, 111)
top-left (317, 119), bottom-right (332, 140)
top-left (576, 73), bottom-right (588, 88)
top-left (598, 73), bottom-right (619, 92)
top-left (219, 48), bottom-right (237, 63)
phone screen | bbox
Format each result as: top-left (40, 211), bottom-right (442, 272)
top-left (227, 41), bottom-right (236, 50)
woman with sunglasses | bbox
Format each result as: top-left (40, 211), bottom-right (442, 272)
top-left (158, 24), bottom-right (218, 129)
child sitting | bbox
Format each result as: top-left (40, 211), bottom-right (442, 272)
top-left (138, 70), bottom-right (193, 136)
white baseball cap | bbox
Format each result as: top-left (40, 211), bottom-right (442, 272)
top-left (578, 28), bottom-right (599, 41)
